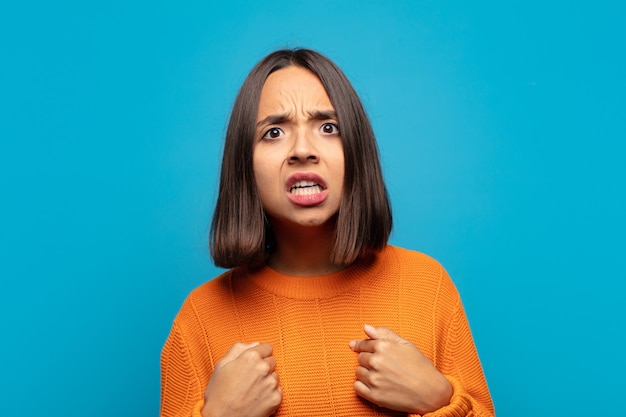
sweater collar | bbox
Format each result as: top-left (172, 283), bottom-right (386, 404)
top-left (243, 246), bottom-right (395, 299)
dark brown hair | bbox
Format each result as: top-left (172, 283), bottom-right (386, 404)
top-left (210, 48), bottom-right (392, 268)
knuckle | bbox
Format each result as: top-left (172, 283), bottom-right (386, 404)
top-left (368, 355), bottom-right (382, 369)
top-left (255, 360), bottom-right (271, 374)
top-left (270, 391), bottom-right (282, 408)
top-left (241, 349), bottom-right (261, 361)
top-left (266, 356), bottom-right (277, 369)
top-left (377, 340), bottom-right (390, 353)
top-left (368, 372), bottom-right (381, 388)
top-left (271, 370), bottom-right (280, 382)
top-left (353, 380), bottom-right (366, 396)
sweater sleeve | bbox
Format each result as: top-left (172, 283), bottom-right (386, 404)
top-left (413, 291), bottom-right (495, 417)
top-left (160, 321), bottom-right (206, 417)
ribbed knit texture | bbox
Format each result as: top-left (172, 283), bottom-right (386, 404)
top-left (161, 245), bottom-right (494, 416)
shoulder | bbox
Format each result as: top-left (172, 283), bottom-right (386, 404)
top-left (384, 244), bottom-right (445, 278)
top-left (386, 244), bottom-right (442, 268)
top-left (187, 269), bottom-right (234, 303)
top-left (172, 269), bottom-right (239, 331)
top-left (384, 245), bottom-right (460, 301)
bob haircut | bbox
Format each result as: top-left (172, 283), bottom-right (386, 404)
top-left (210, 48), bottom-right (392, 268)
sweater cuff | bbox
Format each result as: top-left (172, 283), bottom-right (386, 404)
top-left (408, 376), bottom-right (472, 417)
top-left (192, 399), bottom-right (205, 417)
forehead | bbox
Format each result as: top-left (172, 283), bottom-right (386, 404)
top-left (258, 66), bottom-right (333, 113)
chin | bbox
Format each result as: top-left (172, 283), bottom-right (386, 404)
top-left (271, 215), bottom-right (335, 230)
top-left (298, 213), bottom-right (339, 228)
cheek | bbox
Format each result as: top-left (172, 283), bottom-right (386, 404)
top-left (333, 147), bottom-right (346, 182)
top-left (252, 152), bottom-right (266, 182)
top-left (252, 156), bottom-right (278, 193)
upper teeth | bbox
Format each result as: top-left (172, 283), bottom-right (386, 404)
top-left (290, 180), bottom-right (322, 195)
top-left (292, 180), bottom-right (317, 189)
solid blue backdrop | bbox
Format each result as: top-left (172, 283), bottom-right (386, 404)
top-left (1, 1), bottom-right (624, 415)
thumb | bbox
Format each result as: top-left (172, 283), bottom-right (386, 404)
top-left (364, 324), bottom-right (404, 342)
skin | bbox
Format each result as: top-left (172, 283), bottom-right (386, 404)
top-left (253, 65), bottom-right (345, 276)
top-left (349, 324), bottom-right (453, 414)
top-left (202, 342), bottom-right (281, 417)
top-left (202, 65), bottom-right (452, 415)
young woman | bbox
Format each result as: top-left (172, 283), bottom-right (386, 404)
top-left (161, 49), bottom-right (494, 417)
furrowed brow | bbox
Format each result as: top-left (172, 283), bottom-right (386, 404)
top-left (308, 110), bottom-right (338, 121)
top-left (256, 114), bottom-right (290, 128)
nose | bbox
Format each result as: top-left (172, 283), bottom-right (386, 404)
top-left (288, 127), bottom-right (319, 164)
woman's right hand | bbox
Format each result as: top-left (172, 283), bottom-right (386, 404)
top-left (201, 342), bottom-right (282, 417)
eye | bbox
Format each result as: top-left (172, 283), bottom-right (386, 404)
top-left (262, 127), bottom-right (284, 140)
top-left (320, 122), bottom-right (339, 135)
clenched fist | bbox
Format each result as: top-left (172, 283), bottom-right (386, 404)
top-left (349, 324), bottom-right (452, 414)
top-left (202, 342), bottom-right (282, 417)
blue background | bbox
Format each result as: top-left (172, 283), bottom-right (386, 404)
top-left (2, 1), bottom-right (624, 415)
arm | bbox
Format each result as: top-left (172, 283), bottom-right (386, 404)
top-left (419, 297), bottom-right (494, 417)
top-left (160, 322), bottom-right (205, 417)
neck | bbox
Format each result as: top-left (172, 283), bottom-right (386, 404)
top-left (267, 220), bottom-right (345, 277)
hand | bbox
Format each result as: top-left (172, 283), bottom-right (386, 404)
top-left (349, 324), bottom-right (452, 414)
top-left (202, 342), bottom-right (282, 417)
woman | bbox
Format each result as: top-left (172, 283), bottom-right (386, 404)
top-left (161, 48), bottom-right (494, 417)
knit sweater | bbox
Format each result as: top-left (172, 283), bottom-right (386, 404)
top-left (161, 245), bottom-right (494, 416)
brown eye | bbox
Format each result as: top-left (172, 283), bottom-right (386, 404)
top-left (320, 123), bottom-right (339, 135)
top-left (262, 127), bottom-right (284, 140)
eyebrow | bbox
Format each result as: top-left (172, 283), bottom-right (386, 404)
top-left (256, 109), bottom-right (337, 128)
top-left (308, 110), bottom-right (337, 121)
top-left (256, 114), bottom-right (290, 128)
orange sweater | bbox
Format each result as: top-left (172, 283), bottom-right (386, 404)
top-left (161, 245), bottom-right (494, 416)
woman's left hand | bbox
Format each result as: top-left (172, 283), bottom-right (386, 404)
top-left (349, 324), bottom-right (453, 414)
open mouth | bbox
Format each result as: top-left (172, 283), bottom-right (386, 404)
top-left (290, 180), bottom-right (323, 195)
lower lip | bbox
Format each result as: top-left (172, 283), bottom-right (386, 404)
top-left (287, 189), bottom-right (329, 206)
